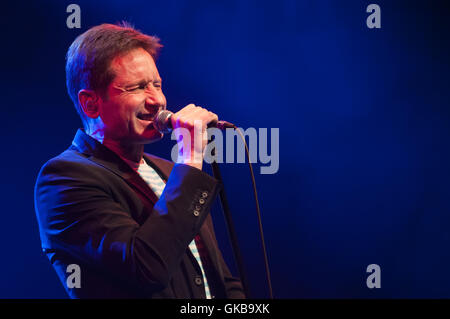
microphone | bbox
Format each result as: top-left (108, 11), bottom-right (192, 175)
top-left (153, 109), bottom-right (235, 134)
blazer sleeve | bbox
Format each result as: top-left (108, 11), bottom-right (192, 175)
top-left (34, 156), bottom-right (221, 294)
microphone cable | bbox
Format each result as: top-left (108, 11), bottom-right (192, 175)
top-left (217, 125), bottom-right (273, 299)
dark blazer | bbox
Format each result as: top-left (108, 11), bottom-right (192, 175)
top-left (34, 129), bottom-right (244, 299)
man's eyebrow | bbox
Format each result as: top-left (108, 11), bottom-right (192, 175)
top-left (123, 77), bottom-right (162, 87)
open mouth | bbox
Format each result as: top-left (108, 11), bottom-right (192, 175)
top-left (137, 111), bottom-right (157, 122)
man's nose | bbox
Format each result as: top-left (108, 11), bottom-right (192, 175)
top-left (145, 93), bottom-right (166, 110)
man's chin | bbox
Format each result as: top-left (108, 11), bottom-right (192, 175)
top-left (136, 130), bottom-right (164, 144)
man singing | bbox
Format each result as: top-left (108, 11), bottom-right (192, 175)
top-left (34, 22), bottom-right (245, 299)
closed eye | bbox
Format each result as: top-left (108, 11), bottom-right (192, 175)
top-left (126, 83), bottom-right (147, 91)
top-left (126, 81), bottom-right (161, 91)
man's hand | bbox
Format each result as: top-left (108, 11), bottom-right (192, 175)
top-left (170, 104), bottom-right (218, 170)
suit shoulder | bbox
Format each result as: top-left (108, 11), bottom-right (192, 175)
top-left (36, 148), bottom-right (106, 186)
top-left (38, 149), bottom-right (90, 172)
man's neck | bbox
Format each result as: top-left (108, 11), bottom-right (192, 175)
top-left (88, 130), bottom-right (144, 164)
top-left (103, 139), bottom-right (144, 164)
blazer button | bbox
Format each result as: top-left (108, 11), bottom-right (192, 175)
top-left (193, 210), bottom-right (200, 217)
top-left (199, 198), bottom-right (205, 205)
top-left (201, 191), bottom-right (208, 198)
top-left (194, 276), bottom-right (203, 286)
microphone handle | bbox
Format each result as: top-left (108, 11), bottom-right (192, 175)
top-left (155, 110), bottom-right (234, 133)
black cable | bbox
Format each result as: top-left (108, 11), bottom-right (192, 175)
top-left (210, 158), bottom-right (251, 298)
top-left (234, 126), bottom-right (274, 299)
top-left (210, 126), bottom-right (273, 299)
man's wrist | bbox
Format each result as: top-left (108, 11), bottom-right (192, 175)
top-left (178, 159), bottom-right (203, 171)
top-left (178, 151), bottom-right (204, 170)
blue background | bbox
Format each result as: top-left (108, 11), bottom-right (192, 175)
top-left (1, 0), bottom-right (449, 298)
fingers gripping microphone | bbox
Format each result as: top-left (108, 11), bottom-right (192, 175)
top-left (153, 109), bottom-right (235, 134)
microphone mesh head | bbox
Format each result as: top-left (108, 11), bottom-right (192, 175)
top-left (153, 110), bottom-right (173, 134)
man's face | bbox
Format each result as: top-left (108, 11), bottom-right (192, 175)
top-left (97, 47), bottom-right (167, 144)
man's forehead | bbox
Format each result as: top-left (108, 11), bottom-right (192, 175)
top-left (110, 48), bottom-right (160, 83)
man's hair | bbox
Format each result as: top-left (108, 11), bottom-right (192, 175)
top-left (65, 22), bottom-right (162, 128)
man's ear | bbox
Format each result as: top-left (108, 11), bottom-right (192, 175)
top-left (78, 89), bottom-right (100, 119)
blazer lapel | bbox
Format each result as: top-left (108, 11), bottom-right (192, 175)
top-left (93, 156), bottom-right (159, 205)
top-left (71, 129), bottom-right (159, 208)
